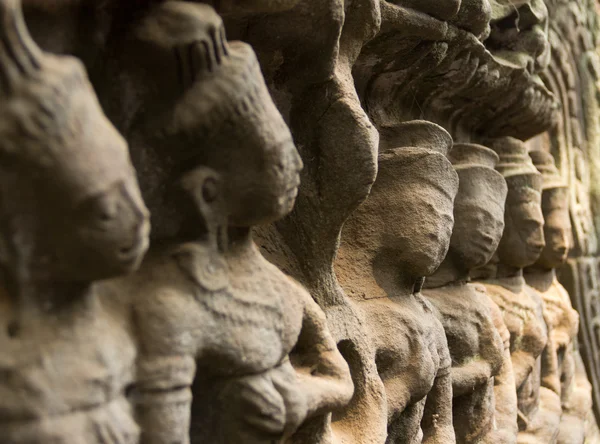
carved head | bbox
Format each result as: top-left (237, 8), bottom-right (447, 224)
top-left (490, 137), bottom-right (545, 269)
top-left (352, 121), bottom-right (459, 278)
top-left (0, 0), bottom-right (149, 282)
top-left (447, 144), bottom-right (507, 271)
top-left (116, 2), bottom-right (302, 238)
top-left (529, 150), bottom-right (571, 269)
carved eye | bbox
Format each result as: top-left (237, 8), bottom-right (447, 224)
top-left (76, 184), bottom-right (122, 228)
top-left (522, 219), bottom-right (542, 232)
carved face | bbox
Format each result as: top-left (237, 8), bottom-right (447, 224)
top-left (117, 3), bottom-right (303, 233)
top-left (210, 45), bottom-right (303, 227)
top-left (535, 187), bottom-right (571, 269)
top-left (0, 57), bottom-right (149, 282)
top-left (171, 41), bottom-right (303, 228)
top-left (496, 183), bottom-right (545, 268)
top-left (371, 149), bottom-right (459, 277)
top-left (221, 119), bottom-right (303, 227)
top-left (54, 175), bottom-right (149, 281)
top-left (450, 167), bottom-right (507, 271)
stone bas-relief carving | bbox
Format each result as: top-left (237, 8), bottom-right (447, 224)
top-left (336, 121), bottom-right (458, 444)
top-left (474, 138), bottom-right (554, 443)
top-left (354, 0), bottom-right (556, 142)
top-left (4, 0), bottom-right (600, 442)
top-left (524, 151), bottom-right (587, 444)
top-left (214, 2), bottom-right (389, 442)
top-left (0, 0), bottom-right (150, 442)
top-left (542, 0), bottom-right (600, 429)
top-left (422, 143), bottom-right (516, 444)
top-left (98, 3), bottom-right (353, 443)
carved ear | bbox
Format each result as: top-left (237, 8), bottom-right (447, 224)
top-left (0, 0), bottom-right (43, 95)
top-left (179, 166), bottom-right (226, 230)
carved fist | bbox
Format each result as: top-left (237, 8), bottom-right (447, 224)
top-left (220, 373), bottom-right (288, 443)
top-left (271, 359), bottom-right (310, 438)
top-left (218, 362), bottom-right (309, 443)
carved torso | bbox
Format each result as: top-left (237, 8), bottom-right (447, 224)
top-left (126, 241), bottom-right (304, 376)
top-left (424, 283), bottom-right (504, 369)
top-left (106, 240), bottom-right (311, 442)
top-left (423, 282), bottom-right (505, 443)
top-left (539, 277), bottom-right (578, 373)
top-left (479, 276), bottom-right (548, 424)
top-left (0, 286), bottom-right (138, 443)
top-left (524, 274), bottom-right (578, 444)
top-left (357, 292), bottom-right (451, 443)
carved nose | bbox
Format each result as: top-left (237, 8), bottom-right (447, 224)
top-left (292, 148), bottom-right (304, 173)
top-left (555, 245), bottom-right (568, 256)
top-left (119, 182), bottom-right (150, 245)
top-left (481, 232), bottom-right (496, 244)
top-left (531, 242), bottom-right (545, 252)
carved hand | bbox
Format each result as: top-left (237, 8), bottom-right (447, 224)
top-left (271, 359), bottom-right (310, 438)
top-left (220, 372), bottom-right (288, 443)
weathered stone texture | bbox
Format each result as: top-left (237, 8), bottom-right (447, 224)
top-left (1, 0), bottom-right (600, 442)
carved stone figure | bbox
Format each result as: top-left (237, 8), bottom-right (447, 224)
top-left (422, 143), bottom-right (518, 444)
top-left (0, 0), bottom-right (150, 442)
top-left (99, 3), bottom-right (353, 443)
top-left (336, 121), bottom-right (458, 444)
top-left (355, 0), bottom-right (555, 141)
top-left (557, 351), bottom-right (594, 444)
top-left (524, 150), bottom-right (584, 444)
top-left (474, 137), bottom-right (550, 441)
top-left (212, 2), bottom-right (389, 442)
top-left (18, 3), bottom-right (386, 442)
top-left (3, 0), bottom-right (600, 441)
top-left (543, 1), bottom-right (600, 424)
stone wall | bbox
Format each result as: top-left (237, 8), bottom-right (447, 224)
top-left (0, 0), bottom-right (599, 442)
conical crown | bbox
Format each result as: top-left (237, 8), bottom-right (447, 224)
top-left (450, 143), bottom-right (499, 170)
top-left (379, 120), bottom-right (453, 156)
top-left (375, 121), bottom-right (458, 203)
top-left (0, 0), bottom-right (43, 97)
top-left (487, 137), bottom-right (542, 191)
top-left (529, 150), bottom-right (566, 190)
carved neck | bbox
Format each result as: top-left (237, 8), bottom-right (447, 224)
top-left (524, 268), bottom-right (555, 293)
top-left (496, 262), bottom-right (523, 279)
top-left (228, 226), bottom-right (252, 246)
top-left (225, 226), bottom-right (256, 257)
top-left (424, 254), bottom-right (469, 289)
top-left (480, 266), bottom-right (526, 294)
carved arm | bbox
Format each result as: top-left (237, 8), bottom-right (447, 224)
top-left (421, 367), bottom-right (456, 444)
top-left (287, 286), bottom-right (354, 423)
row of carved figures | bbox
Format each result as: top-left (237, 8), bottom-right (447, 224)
top-left (0, 0), bottom-right (593, 443)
